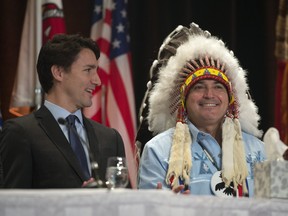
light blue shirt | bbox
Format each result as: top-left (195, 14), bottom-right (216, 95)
top-left (44, 100), bottom-right (91, 174)
top-left (138, 121), bottom-right (266, 196)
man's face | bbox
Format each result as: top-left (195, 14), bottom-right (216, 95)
top-left (185, 79), bottom-right (229, 128)
top-left (61, 48), bottom-right (101, 112)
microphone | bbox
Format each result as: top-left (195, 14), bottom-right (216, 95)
top-left (57, 117), bottom-right (105, 188)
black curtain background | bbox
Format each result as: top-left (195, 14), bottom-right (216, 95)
top-left (0, 0), bottom-right (278, 137)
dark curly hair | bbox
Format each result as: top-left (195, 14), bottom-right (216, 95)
top-left (36, 34), bottom-right (100, 93)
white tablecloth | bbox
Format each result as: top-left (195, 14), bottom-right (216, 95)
top-left (0, 189), bottom-right (287, 216)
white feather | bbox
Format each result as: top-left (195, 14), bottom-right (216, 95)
top-left (263, 127), bottom-right (288, 161)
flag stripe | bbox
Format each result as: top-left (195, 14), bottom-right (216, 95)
top-left (115, 53), bottom-right (135, 115)
top-left (97, 38), bottom-right (111, 68)
top-left (110, 59), bottom-right (135, 143)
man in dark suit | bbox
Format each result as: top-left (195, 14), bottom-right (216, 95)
top-left (0, 34), bottom-right (126, 188)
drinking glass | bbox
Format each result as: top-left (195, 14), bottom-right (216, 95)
top-left (105, 157), bottom-right (129, 189)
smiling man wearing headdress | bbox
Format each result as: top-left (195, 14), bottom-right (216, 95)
top-left (137, 23), bottom-right (266, 197)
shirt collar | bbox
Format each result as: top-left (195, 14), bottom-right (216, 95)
top-left (187, 120), bottom-right (200, 141)
top-left (187, 120), bottom-right (215, 141)
top-left (44, 100), bottom-right (84, 125)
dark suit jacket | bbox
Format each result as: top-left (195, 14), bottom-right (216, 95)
top-left (0, 106), bottom-right (126, 188)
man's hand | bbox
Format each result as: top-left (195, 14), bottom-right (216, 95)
top-left (156, 182), bottom-right (190, 194)
top-left (82, 177), bottom-right (95, 187)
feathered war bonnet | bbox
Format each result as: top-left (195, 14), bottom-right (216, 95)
top-left (147, 23), bottom-right (262, 193)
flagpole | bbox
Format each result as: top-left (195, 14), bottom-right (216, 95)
top-left (35, 0), bottom-right (42, 109)
top-left (101, 85), bottom-right (106, 125)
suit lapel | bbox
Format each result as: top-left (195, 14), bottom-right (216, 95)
top-left (34, 106), bottom-right (87, 181)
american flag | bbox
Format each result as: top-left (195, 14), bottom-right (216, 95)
top-left (84, 0), bottom-right (137, 188)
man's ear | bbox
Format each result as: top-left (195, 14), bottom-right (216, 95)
top-left (51, 65), bottom-right (64, 81)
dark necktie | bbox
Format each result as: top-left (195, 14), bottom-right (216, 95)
top-left (66, 115), bottom-right (90, 179)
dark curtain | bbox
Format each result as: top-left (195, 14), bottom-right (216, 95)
top-left (0, 0), bottom-right (278, 136)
